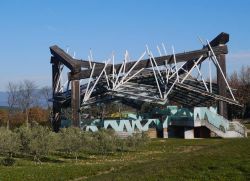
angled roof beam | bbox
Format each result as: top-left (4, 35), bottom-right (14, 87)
top-left (69, 45), bottom-right (228, 80)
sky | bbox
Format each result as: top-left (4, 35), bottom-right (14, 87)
top-left (0, 0), bottom-right (250, 91)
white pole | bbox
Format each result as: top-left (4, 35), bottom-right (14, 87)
top-left (112, 52), bottom-right (115, 87)
top-left (88, 49), bottom-right (93, 68)
top-left (172, 46), bottom-right (179, 82)
top-left (122, 68), bottom-right (145, 85)
top-left (86, 60), bottom-right (110, 100)
top-left (162, 43), bottom-right (168, 55)
top-left (165, 78), bottom-right (178, 98)
top-left (83, 63), bottom-right (96, 101)
top-left (206, 40), bottom-right (236, 101)
top-left (149, 57), bottom-right (163, 99)
top-left (113, 62), bottom-right (125, 89)
top-left (181, 56), bottom-right (203, 83)
top-left (104, 69), bottom-right (110, 89)
top-left (157, 45), bottom-right (162, 56)
top-left (150, 51), bottom-right (164, 82)
top-left (56, 65), bottom-right (64, 93)
top-left (194, 64), bottom-right (209, 92)
top-left (209, 57), bottom-right (212, 93)
top-left (146, 45), bottom-right (163, 82)
top-left (117, 51), bottom-right (146, 87)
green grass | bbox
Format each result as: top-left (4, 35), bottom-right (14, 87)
top-left (1, 138), bottom-right (250, 181)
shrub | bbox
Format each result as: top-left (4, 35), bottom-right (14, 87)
top-left (0, 127), bottom-right (20, 158)
top-left (1, 157), bottom-right (15, 166)
top-left (28, 125), bottom-right (55, 163)
top-left (92, 129), bottom-right (117, 155)
top-left (58, 127), bottom-right (84, 161)
top-left (15, 124), bottom-right (56, 163)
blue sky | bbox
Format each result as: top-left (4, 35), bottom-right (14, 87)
top-left (0, 0), bottom-right (250, 91)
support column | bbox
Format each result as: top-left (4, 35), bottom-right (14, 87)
top-left (51, 57), bottom-right (61, 132)
top-left (217, 54), bottom-right (228, 119)
top-left (71, 80), bottom-right (80, 127)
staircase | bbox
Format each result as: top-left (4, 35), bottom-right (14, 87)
top-left (195, 107), bottom-right (247, 138)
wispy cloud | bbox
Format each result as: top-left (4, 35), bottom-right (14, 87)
top-left (46, 25), bottom-right (57, 32)
top-left (228, 50), bottom-right (250, 60)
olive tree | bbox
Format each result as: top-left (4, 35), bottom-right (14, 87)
top-left (0, 127), bottom-right (20, 158)
top-left (59, 127), bottom-right (84, 162)
top-left (28, 125), bottom-right (56, 163)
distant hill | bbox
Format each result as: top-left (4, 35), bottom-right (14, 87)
top-left (0, 91), bottom-right (8, 106)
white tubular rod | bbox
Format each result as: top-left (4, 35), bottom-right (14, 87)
top-left (123, 50), bottom-right (128, 75)
top-left (181, 55), bottom-right (203, 83)
top-left (172, 46), bottom-right (179, 82)
top-left (165, 61), bottom-right (168, 79)
top-left (149, 57), bottom-right (163, 99)
top-left (207, 40), bottom-right (236, 101)
top-left (113, 62), bottom-right (124, 89)
top-left (112, 52), bottom-right (115, 86)
top-left (157, 45), bottom-right (162, 56)
top-left (56, 65), bottom-right (64, 92)
top-left (118, 51), bottom-right (146, 85)
top-left (83, 63), bottom-right (96, 101)
top-left (73, 52), bottom-right (76, 58)
top-left (169, 62), bottom-right (188, 80)
top-left (162, 43), bottom-right (168, 55)
top-left (165, 78), bottom-right (178, 98)
top-left (122, 68), bottom-right (145, 84)
top-left (166, 68), bottom-right (170, 84)
top-left (145, 45), bottom-right (163, 81)
top-left (198, 36), bottom-right (206, 47)
top-left (104, 69), bottom-right (110, 89)
top-left (150, 51), bottom-right (164, 81)
top-left (209, 58), bottom-right (212, 93)
top-left (194, 64), bottom-right (209, 92)
top-left (59, 80), bottom-right (68, 92)
top-left (86, 60), bottom-right (110, 100)
top-left (89, 49), bottom-right (93, 68)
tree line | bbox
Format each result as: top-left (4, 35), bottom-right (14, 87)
top-left (0, 80), bottom-right (51, 129)
top-left (228, 66), bottom-right (250, 119)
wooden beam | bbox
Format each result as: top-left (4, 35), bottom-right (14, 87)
top-left (71, 80), bottom-right (80, 127)
top-left (50, 45), bottom-right (80, 72)
top-left (217, 54), bottom-right (228, 118)
top-left (209, 32), bottom-right (229, 47)
top-left (69, 45), bottom-right (228, 80)
top-left (51, 58), bottom-right (62, 132)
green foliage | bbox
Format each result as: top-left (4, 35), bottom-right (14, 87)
top-left (28, 125), bottom-right (56, 162)
top-left (0, 127), bottom-right (20, 158)
top-left (15, 126), bottom-right (32, 153)
top-left (1, 157), bottom-right (15, 166)
top-left (0, 138), bottom-right (250, 180)
top-left (0, 126), bottom-right (150, 165)
top-left (58, 127), bottom-right (84, 161)
top-left (91, 129), bottom-right (117, 154)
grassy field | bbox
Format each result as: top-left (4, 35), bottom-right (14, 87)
top-left (0, 138), bottom-right (250, 181)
